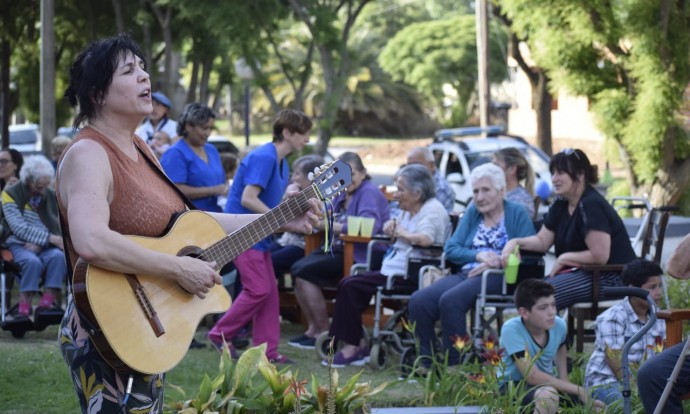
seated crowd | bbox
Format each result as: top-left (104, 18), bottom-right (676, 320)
top-left (2, 138), bottom-right (677, 413)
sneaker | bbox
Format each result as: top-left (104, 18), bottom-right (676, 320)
top-left (38, 292), bottom-right (55, 309)
top-left (322, 348), bottom-right (370, 368)
top-left (270, 354), bottom-right (294, 365)
top-left (296, 336), bottom-right (316, 350)
top-left (208, 333), bottom-right (238, 359)
top-left (287, 334), bottom-right (310, 347)
top-left (189, 338), bottom-right (206, 349)
top-left (18, 302), bottom-right (31, 317)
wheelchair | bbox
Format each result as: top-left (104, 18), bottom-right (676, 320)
top-left (0, 247), bottom-right (65, 338)
top-left (396, 248), bottom-right (544, 376)
top-left (314, 236), bottom-right (445, 370)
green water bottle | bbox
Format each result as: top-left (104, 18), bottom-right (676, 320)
top-left (505, 244), bottom-right (520, 284)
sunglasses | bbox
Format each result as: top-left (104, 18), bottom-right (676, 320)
top-left (561, 148), bottom-right (581, 160)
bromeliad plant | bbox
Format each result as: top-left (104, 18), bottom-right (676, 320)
top-left (168, 341), bottom-right (386, 414)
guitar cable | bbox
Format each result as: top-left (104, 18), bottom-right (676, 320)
top-left (107, 375), bottom-right (134, 414)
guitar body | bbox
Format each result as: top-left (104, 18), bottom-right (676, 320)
top-left (71, 159), bottom-right (352, 374)
top-left (73, 210), bottom-right (231, 374)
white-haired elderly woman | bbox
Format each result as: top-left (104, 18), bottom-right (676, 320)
top-left (3, 155), bottom-right (66, 319)
top-left (324, 164), bottom-right (451, 367)
top-left (408, 163), bottom-right (536, 366)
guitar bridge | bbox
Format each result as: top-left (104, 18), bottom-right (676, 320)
top-left (125, 274), bottom-right (165, 337)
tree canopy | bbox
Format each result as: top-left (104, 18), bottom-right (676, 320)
top-left (498, 0), bottom-right (690, 206)
top-left (379, 15), bottom-right (508, 126)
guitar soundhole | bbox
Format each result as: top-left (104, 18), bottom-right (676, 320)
top-left (178, 245), bottom-right (205, 260)
top-left (176, 246), bottom-right (211, 294)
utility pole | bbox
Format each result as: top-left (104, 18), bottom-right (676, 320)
top-left (40, 0), bottom-right (55, 155)
top-left (475, 0), bottom-right (490, 131)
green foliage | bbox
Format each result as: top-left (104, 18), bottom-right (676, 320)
top-left (170, 343), bottom-right (386, 413)
top-left (497, 0), bottom-right (690, 203)
top-left (379, 15), bottom-right (508, 125)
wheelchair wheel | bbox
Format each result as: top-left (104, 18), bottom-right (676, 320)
top-left (369, 342), bottom-right (388, 370)
top-left (315, 331), bottom-right (338, 361)
top-left (399, 346), bottom-right (417, 377)
top-left (382, 307), bottom-right (413, 355)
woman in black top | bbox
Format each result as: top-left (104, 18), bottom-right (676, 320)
top-left (502, 148), bottom-right (635, 309)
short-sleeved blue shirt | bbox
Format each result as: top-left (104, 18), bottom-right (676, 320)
top-left (499, 315), bottom-right (567, 384)
top-left (160, 139), bottom-right (225, 212)
top-left (224, 142), bottom-right (289, 251)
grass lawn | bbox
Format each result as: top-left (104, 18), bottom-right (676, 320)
top-left (0, 318), bottom-right (419, 413)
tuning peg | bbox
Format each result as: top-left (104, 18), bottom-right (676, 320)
top-left (308, 172), bottom-right (315, 181)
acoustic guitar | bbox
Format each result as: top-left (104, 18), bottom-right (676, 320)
top-left (72, 160), bottom-right (351, 374)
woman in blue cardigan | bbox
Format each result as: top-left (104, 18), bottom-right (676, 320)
top-left (408, 163), bottom-right (536, 367)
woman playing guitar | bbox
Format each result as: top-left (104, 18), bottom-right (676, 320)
top-left (57, 34), bottom-right (321, 414)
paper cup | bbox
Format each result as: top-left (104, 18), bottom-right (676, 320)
top-left (360, 217), bottom-right (375, 237)
top-left (347, 216), bottom-right (362, 236)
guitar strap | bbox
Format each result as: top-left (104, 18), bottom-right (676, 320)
top-left (58, 143), bottom-right (201, 344)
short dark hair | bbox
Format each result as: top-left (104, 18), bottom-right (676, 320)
top-left (65, 33), bottom-right (145, 129)
top-left (177, 103), bottom-right (216, 137)
top-left (621, 259), bottom-right (663, 287)
top-left (0, 148), bottom-right (24, 180)
top-left (549, 148), bottom-right (598, 185)
top-left (272, 109), bottom-right (312, 142)
top-left (514, 278), bottom-right (554, 310)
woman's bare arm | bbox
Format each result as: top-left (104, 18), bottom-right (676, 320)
top-left (59, 140), bottom-right (220, 298)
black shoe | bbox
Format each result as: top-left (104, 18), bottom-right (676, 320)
top-left (189, 338), bottom-right (207, 349)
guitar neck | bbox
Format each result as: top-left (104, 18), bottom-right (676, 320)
top-left (201, 186), bottom-right (318, 268)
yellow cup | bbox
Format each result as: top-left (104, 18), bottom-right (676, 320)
top-left (360, 217), bottom-right (375, 237)
top-left (347, 216), bottom-right (362, 236)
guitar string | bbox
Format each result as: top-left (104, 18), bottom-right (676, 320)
top-left (137, 189), bottom-right (317, 300)
top-left (131, 166), bottom-right (347, 301)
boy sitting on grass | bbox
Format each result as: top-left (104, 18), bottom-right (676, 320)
top-left (584, 259), bottom-right (665, 407)
top-left (499, 279), bottom-right (605, 413)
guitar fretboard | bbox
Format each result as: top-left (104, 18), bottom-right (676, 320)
top-left (201, 186), bottom-right (318, 267)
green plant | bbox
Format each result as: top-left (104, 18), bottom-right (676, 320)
top-left (169, 341), bottom-right (387, 414)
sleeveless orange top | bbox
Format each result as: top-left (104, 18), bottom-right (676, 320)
top-left (56, 126), bottom-right (186, 268)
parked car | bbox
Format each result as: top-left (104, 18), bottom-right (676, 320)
top-left (57, 126), bottom-right (79, 139)
top-left (8, 123), bottom-right (42, 155)
top-left (208, 135), bottom-right (240, 155)
top-left (428, 125), bottom-right (552, 213)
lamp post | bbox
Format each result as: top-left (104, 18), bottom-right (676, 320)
top-left (234, 58), bottom-right (254, 148)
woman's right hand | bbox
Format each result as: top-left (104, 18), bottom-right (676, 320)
top-left (501, 239), bottom-right (519, 266)
top-left (175, 256), bottom-right (222, 299)
top-left (211, 183), bottom-right (229, 196)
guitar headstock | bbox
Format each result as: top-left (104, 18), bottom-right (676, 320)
top-left (308, 160), bottom-right (352, 201)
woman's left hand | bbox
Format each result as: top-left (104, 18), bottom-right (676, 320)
top-left (468, 262), bottom-right (492, 278)
top-left (282, 197), bottom-right (322, 234)
top-left (476, 250), bottom-right (502, 268)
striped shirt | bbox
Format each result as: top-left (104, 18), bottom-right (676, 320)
top-left (2, 190), bottom-right (51, 246)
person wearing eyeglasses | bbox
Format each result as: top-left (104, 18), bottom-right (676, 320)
top-left (2, 156), bottom-right (66, 320)
top-left (501, 148), bottom-right (636, 311)
top-left (0, 148), bottom-right (23, 191)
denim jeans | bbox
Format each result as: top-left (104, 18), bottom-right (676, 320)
top-left (590, 383), bottom-right (622, 407)
top-left (637, 340), bottom-right (690, 414)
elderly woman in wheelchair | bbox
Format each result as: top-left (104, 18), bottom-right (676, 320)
top-left (408, 163), bottom-right (536, 367)
top-left (3, 156), bottom-right (66, 321)
top-left (323, 164), bottom-right (451, 367)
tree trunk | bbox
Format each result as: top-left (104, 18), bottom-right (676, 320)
top-left (187, 59), bottom-right (199, 104)
top-left (199, 56), bottom-right (213, 105)
top-left (1, 39), bottom-right (10, 148)
top-left (111, 0), bottom-right (125, 33)
top-left (40, 0), bottom-right (56, 157)
top-left (139, 0), bottom-right (152, 70)
top-left (532, 71), bottom-right (553, 156)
